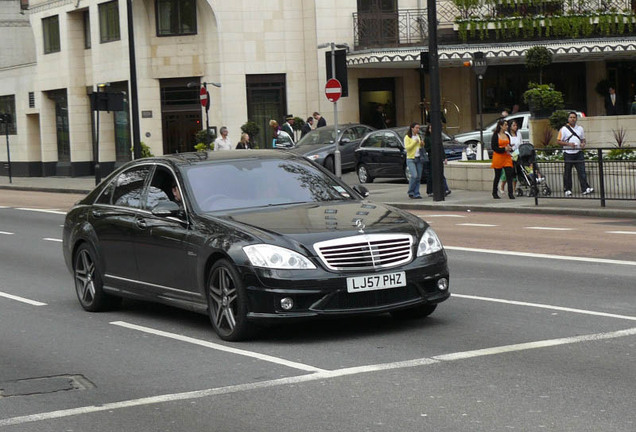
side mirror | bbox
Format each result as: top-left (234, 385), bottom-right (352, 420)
top-left (352, 184), bottom-right (370, 198)
top-left (340, 138), bottom-right (351, 144)
top-left (152, 200), bottom-right (182, 217)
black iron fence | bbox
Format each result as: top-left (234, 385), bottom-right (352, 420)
top-left (528, 148), bottom-right (636, 206)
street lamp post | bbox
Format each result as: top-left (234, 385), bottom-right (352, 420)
top-left (0, 113), bottom-right (11, 183)
top-left (317, 42), bottom-right (349, 178)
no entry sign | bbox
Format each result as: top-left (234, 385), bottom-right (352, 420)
top-left (325, 78), bottom-right (342, 103)
top-left (199, 86), bottom-right (208, 107)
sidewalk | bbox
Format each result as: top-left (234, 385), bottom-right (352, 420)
top-left (1, 175), bottom-right (634, 219)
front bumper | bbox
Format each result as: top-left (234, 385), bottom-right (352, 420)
top-left (239, 252), bottom-right (450, 320)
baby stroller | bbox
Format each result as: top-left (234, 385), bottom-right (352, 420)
top-left (514, 143), bottom-right (552, 197)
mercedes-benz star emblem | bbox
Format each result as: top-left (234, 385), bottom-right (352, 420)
top-left (354, 219), bottom-right (366, 233)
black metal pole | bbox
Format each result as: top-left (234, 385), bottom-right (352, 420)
top-left (95, 89), bottom-right (101, 185)
top-left (4, 116), bottom-right (11, 184)
top-left (127, 0), bottom-right (141, 160)
top-left (427, 0), bottom-right (444, 201)
top-left (478, 75), bottom-right (484, 155)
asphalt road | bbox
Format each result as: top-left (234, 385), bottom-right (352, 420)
top-left (0, 199), bottom-right (635, 431)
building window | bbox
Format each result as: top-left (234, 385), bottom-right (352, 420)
top-left (156, 0), bottom-right (197, 36)
top-left (0, 95), bottom-right (17, 135)
top-left (43, 15), bottom-right (61, 54)
top-left (84, 10), bottom-right (91, 49)
top-left (99, 1), bottom-right (120, 43)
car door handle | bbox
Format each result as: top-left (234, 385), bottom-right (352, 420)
top-left (136, 219), bottom-right (148, 229)
top-left (91, 210), bottom-right (103, 218)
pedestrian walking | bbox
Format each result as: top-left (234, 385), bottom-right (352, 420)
top-left (557, 111), bottom-right (593, 196)
top-left (313, 112), bottom-right (326, 128)
top-left (490, 118), bottom-right (515, 199)
top-left (282, 115), bottom-right (295, 142)
top-left (236, 132), bottom-right (251, 149)
top-left (405, 122), bottom-right (424, 199)
top-left (301, 117), bottom-right (313, 138)
top-left (499, 119), bottom-right (522, 196)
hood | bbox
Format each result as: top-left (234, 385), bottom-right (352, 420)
top-left (288, 143), bottom-right (334, 157)
top-left (207, 200), bottom-right (427, 251)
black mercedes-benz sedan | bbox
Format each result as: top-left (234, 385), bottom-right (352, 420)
top-left (63, 151), bottom-right (450, 341)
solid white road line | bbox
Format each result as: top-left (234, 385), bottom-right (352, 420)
top-left (421, 214), bottom-right (467, 218)
top-left (452, 294), bottom-right (636, 322)
top-left (606, 230), bottom-right (636, 235)
top-left (0, 291), bottom-right (47, 306)
top-left (110, 321), bottom-right (326, 373)
top-left (0, 231), bottom-right (14, 235)
top-left (3, 326), bottom-right (635, 427)
top-left (457, 223), bottom-right (498, 227)
top-left (43, 238), bottom-right (63, 243)
top-left (445, 246), bottom-right (636, 266)
top-left (524, 226), bottom-right (573, 231)
top-left (15, 207), bottom-right (66, 215)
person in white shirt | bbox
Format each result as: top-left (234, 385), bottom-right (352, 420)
top-left (557, 112), bottom-right (593, 196)
top-left (213, 126), bottom-right (232, 151)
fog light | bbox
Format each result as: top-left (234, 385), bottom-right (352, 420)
top-left (437, 278), bottom-right (449, 291)
top-left (280, 297), bottom-right (294, 310)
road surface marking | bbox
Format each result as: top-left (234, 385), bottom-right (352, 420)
top-left (606, 231), bottom-right (636, 235)
top-left (110, 321), bottom-right (326, 373)
top-left (3, 326), bottom-right (635, 427)
top-left (421, 214), bottom-right (466, 218)
top-left (43, 238), bottom-right (63, 243)
top-left (0, 291), bottom-right (47, 306)
top-left (452, 294), bottom-right (636, 321)
top-left (457, 223), bottom-right (498, 227)
top-left (445, 246), bottom-right (636, 266)
top-left (524, 226), bottom-right (573, 231)
top-left (0, 231), bottom-right (14, 235)
top-left (15, 207), bottom-right (66, 215)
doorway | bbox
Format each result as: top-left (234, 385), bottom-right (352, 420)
top-left (246, 74), bottom-right (286, 149)
top-left (358, 77), bottom-right (396, 128)
top-left (160, 78), bottom-right (202, 154)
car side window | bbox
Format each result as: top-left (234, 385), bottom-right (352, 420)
top-left (95, 181), bottom-right (115, 205)
top-left (341, 128), bottom-right (357, 142)
top-left (144, 165), bottom-right (180, 211)
top-left (385, 134), bottom-right (402, 148)
top-left (111, 166), bottom-right (152, 209)
top-left (363, 133), bottom-right (383, 149)
top-left (510, 116), bottom-right (525, 129)
top-left (354, 126), bottom-right (372, 138)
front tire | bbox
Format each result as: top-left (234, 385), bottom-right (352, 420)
top-left (357, 164), bottom-right (374, 183)
top-left (324, 157), bottom-right (335, 174)
top-left (207, 259), bottom-right (254, 341)
top-left (390, 304), bottom-right (437, 320)
top-left (73, 243), bottom-right (120, 312)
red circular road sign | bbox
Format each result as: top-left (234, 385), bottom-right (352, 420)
top-left (325, 78), bottom-right (342, 103)
top-left (199, 86), bottom-right (208, 107)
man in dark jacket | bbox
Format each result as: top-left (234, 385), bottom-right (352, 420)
top-left (313, 112), bottom-right (326, 128)
top-left (605, 86), bottom-right (623, 115)
top-left (301, 117), bottom-right (313, 138)
top-left (282, 115), bottom-right (295, 141)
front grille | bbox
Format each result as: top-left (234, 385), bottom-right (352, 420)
top-left (314, 234), bottom-right (413, 271)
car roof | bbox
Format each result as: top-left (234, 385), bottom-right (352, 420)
top-left (132, 150), bottom-right (303, 168)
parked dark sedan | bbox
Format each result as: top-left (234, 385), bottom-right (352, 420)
top-left (63, 151), bottom-right (449, 341)
top-left (354, 127), bottom-right (474, 184)
top-left (288, 123), bottom-right (375, 173)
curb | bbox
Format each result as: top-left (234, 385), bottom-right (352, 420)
top-left (0, 185), bottom-right (91, 195)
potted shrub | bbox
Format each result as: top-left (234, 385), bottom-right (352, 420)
top-left (523, 82), bottom-right (564, 118)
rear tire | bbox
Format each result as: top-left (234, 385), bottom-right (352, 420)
top-left (73, 243), bottom-right (120, 312)
top-left (357, 164), bottom-right (374, 183)
top-left (390, 304), bottom-right (437, 320)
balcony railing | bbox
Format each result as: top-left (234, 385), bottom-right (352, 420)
top-left (352, 1), bottom-right (636, 49)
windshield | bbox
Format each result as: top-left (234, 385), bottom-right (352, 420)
top-left (183, 158), bottom-right (355, 212)
top-left (295, 128), bottom-right (337, 147)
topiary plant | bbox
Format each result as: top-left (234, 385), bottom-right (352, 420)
top-left (548, 110), bottom-right (569, 130)
top-left (525, 46), bottom-right (552, 85)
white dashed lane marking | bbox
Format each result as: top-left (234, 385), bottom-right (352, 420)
top-left (524, 226), bottom-right (573, 231)
top-left (606, 230), bottom-right (636, 235)
top-left (0, 291), bottom-right (47, 306)
top-left (0, 231), bottom-right (14, 235)
top-left (43, 238), bottom-right (63, 243)
top-left (15, 207), bottom-right (66, 215)
top-left (457, 223), bottom-right (498, 227)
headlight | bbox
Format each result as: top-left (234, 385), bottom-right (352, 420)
top-left (417, 228), bottom-right (443, 256)
top-left (243, 244), bottom-right (316, 269)
top-left (305, 154), bottom-right (321, 161)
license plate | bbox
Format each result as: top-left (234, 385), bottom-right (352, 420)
top-left (346, 271), bottom-right (406, 293)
